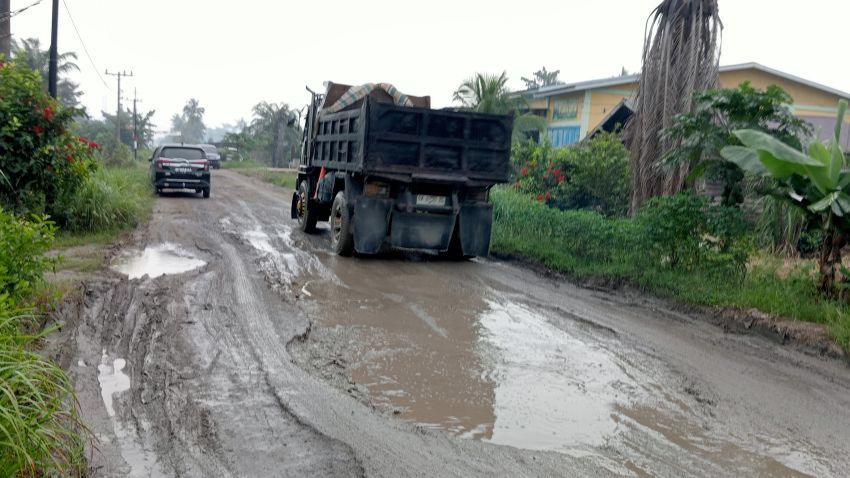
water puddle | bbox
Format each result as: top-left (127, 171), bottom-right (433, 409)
top-left (98, 350), bottom-right (131, 417)
top-left (97, 351), bottom-right (166, 477)
top-left (298, 259), bottom-right (823, 476)
top-left (112, 243), bottom-right (206, 279)
top-left (477, 299), bottom-right (630, 451)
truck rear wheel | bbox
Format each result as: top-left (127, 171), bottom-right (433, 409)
top-left (296, 180), bottom-right (318, 233)
top-left (330, 192), bottom-right (355, 256)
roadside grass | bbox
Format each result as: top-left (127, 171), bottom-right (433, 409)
top-left (225, 162), bottom-right (298, 190)
top-left (491, 187), bottom-right (850, 350)
top-left (55, 163), bottom-right (154, 234)
top-left (220, 159), bottom-right (266, 170)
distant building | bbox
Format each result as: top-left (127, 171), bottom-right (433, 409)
top-left (523, 63), bottom-right (850, 148)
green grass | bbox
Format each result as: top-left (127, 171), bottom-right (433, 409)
top-left (491, 187), bottom-right (850, 349)
top-left (226, 163), bottom-right (298, 190)
top-left (0, 306), bottom-right (86, 476)
top-left (55, 163), bottom-right (154, 235)
top-left (220, 159), bottom-right (267, 170)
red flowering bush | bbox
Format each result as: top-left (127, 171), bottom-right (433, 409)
top-left (512, 132), bottom-right (630, 216)
top-left (0, 61), bottom-right (96, 216)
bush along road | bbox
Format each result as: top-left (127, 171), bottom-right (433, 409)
top-left (49, 169), bottom-right (850, 477)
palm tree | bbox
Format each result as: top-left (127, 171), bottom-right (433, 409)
top-left (171, 98), bottom-right (206, 143)
top-left (453, 72), bottom-right (546, 142)
top-left (250, 102), bottom-right (300, 167)
top-left (625, 0), bottom-right (723, 213)
top-left (521, 67), bottom-right (563, 90)
top-left (11, 38), bottom-right (82, 107)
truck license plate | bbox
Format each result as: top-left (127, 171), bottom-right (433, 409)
top-left (175, 167), bottom-right (191, 174)
top-left (417, 194), bottom-right (446, 206)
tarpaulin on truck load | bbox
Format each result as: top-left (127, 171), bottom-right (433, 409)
top-left (322, 83), bottom-right (415, 114)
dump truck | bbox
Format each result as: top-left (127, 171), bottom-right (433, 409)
top-left (291, 82), bottom-right (513, 257)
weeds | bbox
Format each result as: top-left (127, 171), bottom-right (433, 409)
top-left (54, 163), bottom-right (153, 233)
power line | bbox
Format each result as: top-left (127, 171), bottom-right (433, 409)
top-left (61, 0), bottom-right (109, 90)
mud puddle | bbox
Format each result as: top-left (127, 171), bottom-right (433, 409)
top-left (289, 259), bottom-right (826, 476)
top-left (112, 243), bottom-right (205, 279)
top-left (97, 351), bottom-right (166, 477)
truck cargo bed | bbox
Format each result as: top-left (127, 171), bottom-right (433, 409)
top-left (309, 99), bottom-right (513, 184)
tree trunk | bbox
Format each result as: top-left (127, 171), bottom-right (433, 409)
top-left (0, 0), bottom-right (10, 60)
top-left (818, 226), bottom-right (846, 295)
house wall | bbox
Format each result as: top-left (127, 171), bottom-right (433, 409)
top-left (542, 68), bottom-right (849, 146)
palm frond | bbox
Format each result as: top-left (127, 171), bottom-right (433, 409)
top-left (626, 0), bottom-right (723, 213)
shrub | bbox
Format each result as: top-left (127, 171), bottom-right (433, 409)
top-left (512, 133), bottom-right (630, 216)
top-left (0, 210), bottom-right (57, 302)
top-left (635, 192), bottom-right (749, 275)
top-left (0, 61), bottom-right (98, 216)
top-left (53, 165), bottom-right (153, 233)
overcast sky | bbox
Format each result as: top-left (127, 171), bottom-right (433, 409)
top-left (10, 0), bottom-right (850, 132)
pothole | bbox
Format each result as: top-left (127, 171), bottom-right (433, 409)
top-left (112, 243), bottom-right (206, 279)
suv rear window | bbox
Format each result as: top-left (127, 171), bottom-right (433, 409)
top-left (160, 147), bottom-right (204, 160)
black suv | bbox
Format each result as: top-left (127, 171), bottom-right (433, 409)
top-left (200, 144), bottom-right (222, 169)
top-left (150, 145), bottom-right (211, 198)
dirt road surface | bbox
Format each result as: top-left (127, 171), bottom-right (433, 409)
top-left (54, 170), bottom-right (850, 477)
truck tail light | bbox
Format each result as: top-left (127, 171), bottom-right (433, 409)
top-left (155, 159), bottom-right (168, 172)
top-left (364, 181), bottom-right (389, 197)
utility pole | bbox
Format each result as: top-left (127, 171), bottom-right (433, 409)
top-left (48, 0), bottom-right (59, 97)
top-left (105, 70), bottom-right (133, 143)
top-left (0, 0), bottom-right (10, 60)
top-left (131, 89), bottom-right (143, 160)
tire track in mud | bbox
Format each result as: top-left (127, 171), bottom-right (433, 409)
top-left (55, 175), bottom-right (367, 477)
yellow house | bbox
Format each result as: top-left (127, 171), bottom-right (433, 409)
top-left (530, 63), bottom-right (850, 147)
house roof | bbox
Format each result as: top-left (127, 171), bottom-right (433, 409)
top-left (531, 63), bottom-right (850, 100)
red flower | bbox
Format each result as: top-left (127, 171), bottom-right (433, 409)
top-left (545, 191), bottom-right (551, 200)
top-left (46, 164), bottom-right (54, 173)
top-left (553, 168), bottom-right (561, 177)
top-left (65, 144), bottom-right (73, 149)
top-left (558, 175), bottom-right (566, 184)
top-left (89, 141), bottom-right (99, 149)
top-left (537, 194), bottom-right (544, 202)
top-left (521, 166), bottom-right (529, 177)
top-left (42, 106), bottom-right (54, 122)
top-left (65, 155), bottom-right (74, 162)
top-left (78, 136), bottom-right (89, 144)
top-left (32, 126), bottom-right (44, 134)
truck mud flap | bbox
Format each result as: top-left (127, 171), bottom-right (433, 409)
top-left (353, 197), bottom-right (393, 254)
top-left (459, 203), bottom-right (494, 257)
top-left (390, 211), bottom-right (454, 251)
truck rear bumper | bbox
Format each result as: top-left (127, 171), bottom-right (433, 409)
top-left (352, 197), bottom-right (493, 256)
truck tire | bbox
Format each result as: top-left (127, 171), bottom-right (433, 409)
top-left (297, 180), bottom-right (318, 233)
top-left (203, 188), bottom-right (211, 198)
top-left (444, 224), bottom-right (473, 261)
top-left (330, 192), bottom-right (355, 256)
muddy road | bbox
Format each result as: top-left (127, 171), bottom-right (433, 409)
top-left (57, 170), bottom-right (850, 477)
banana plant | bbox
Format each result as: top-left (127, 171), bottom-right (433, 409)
top-left (720, 100), bottom-right (849, 294)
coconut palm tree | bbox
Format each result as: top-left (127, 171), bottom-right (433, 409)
top-left (521, 67), bottom-right (563, 90)
top-left (250, 102), bottom-right (300, 167)
top-left (453, 72), bottom-right (546, 142)
top-left (170, 98), bottom-right (206, 143)
top-left (625, 0), bottom-right (723, 213)
top-left (11, 37), bottom-right (82, 107)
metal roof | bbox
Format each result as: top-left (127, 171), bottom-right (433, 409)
top-left (531, 63), bottom-right (850, 100)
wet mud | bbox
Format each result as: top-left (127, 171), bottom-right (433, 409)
top-left (52, 171), bottom-right (850, 477)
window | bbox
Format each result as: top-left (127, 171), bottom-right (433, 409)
top-left (549, 126), bottom-right (580, 147)
top-left (160, 147), bottom-right (205, 160)
top-left (553, 98), bottom-right (579, 120)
